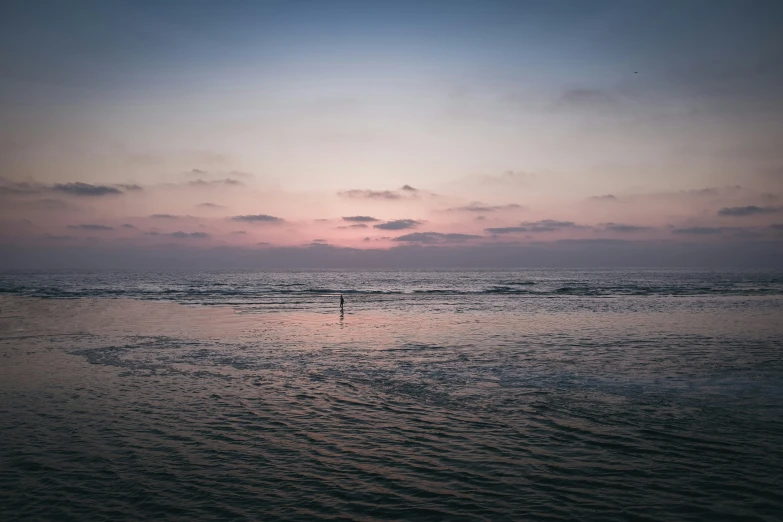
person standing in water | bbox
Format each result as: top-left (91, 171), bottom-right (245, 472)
top-left (339, 294), bottom-right (344, 310)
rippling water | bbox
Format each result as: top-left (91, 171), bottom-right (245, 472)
top-left (1, 269), bottom-right (782, 521)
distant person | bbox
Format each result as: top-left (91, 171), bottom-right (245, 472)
top-left (340, 294), bottom-right (344, 310)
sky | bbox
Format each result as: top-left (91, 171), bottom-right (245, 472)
top-left (1, 0), bottom-right (782, 268)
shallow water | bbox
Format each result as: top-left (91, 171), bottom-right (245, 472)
top-left (1, 269), bottom-right (782, 520)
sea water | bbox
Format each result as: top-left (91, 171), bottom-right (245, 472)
top-left (1, 269), bottom-right (782, 520)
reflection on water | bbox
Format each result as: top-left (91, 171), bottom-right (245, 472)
top-left (1, 281), bottom-right (782, 520)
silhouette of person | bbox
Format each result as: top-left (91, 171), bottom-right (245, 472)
top-left (340, 294), bottom-right (344, 310)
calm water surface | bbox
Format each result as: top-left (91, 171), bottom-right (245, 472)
top-left (1, 269), bottom-right (782, 521)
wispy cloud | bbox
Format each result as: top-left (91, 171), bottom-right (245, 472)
top-left (67, 224), bottom-right (114, 231)
top-left (1, 179), bottom-right (137, 197)
top-left (485, 220), bottom-right (586, 234)
top-left (150, 214), bottom-right (181, 219)
top-left (718, 205), bottom-right (781, 216)
top-left (342, 215), bottom-right (379, 222)
top-left (115, 184), bottom-right (143, 191)
top-left (198, 202), bottom-right (226, 209)
top-left (485, 226), bottom-right (528, 234)
top-left (53, 182), bottom-right (123, 196)
top-left (448, 202), bottom-right (523, 212)
top-left (373, 219), bottom-right (421, 230)
top-left (394, 232), bottom-right (482, 243)
top-left (554, 238), bottom-right (632, 246)
top-left (672, 227), bottom-right (727, 235)
top-left (685, 186), bottom-right (743, 197)
top-left (337, 223), bottom-right (369, 229)
top-left (231, 214), bottom-right (284, 223)
top-left (338, 189), bottom-right (402, 200)
top-left (170, 231), bottom-right (209, 239)
top-left (186, 168), bottom-right (254, 181)
top-left (590, 194), bottom-right (617, 201)
top-left (520, 220), bottom-right (584, 232)
top-left (189, 178), bottom-right (242, 187)
top-left (0, 180), bottom-right (43, 195)
top-left (602, 222), bottom-right (652, 233)
top-left (145, 231), bottom-right (210, 239)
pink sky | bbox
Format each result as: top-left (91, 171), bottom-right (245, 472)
top-left (1, 1), bottom-right (781, 267)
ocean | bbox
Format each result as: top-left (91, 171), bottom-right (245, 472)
top-left (1, 269), bottom-right (782, 521)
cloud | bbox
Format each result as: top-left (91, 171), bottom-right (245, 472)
top-left (0, 181), bottom-right (44, 195)
top-left (67, 224), bottom-right (114, 231)
top-left (485, 226), bottom-right (529, 234)
top-left (1, 179), bottom-right (139, 197)
top-left (187, 169), bottom-right (254, 181)
top-left (373, 219), bottom-right (421, 230)
top-left (590, 194), bottom-right (617, 201)
top-left (337, 223), bottom-right (369, 229)
top-left (522, 219), bottom-right (577, 227)
top-left (448, 202), bottom-right (523, 212)
top-left (230, 230), bottom-right (247, 235)
top-left (401, 185), bottom-right (418, 192)
top-left (338, 189), bottom-right (402, 200)
top-left (121, 224), bottom-right (136, 229)
top-left (603, 222), bottom-right (653, 233)
top-left (146, 231), bottom-right (210, 239)
top-left (198, 202), bottom-right (226, 208)
top-left (231, 214), bottom-right (284, 223)
top-left (150, 214), bottom-right (181, 219)
top-left (672, 227), bottom-right (727, 235)
top-left (686, 186), bottom-right (743, 197)
top-left (342, 215), bottom-right (379, 222)
top-left (717, 205), bottom-right (781, 216)
top-left (394, 232), bottom-right (482, 243)
top-left (515, 220), bottom-right (587, 233)
top-left (189, 178), bottom-right (242, 186)
top-left (770, 224), bottom-right (783, 230)
top-left (6, 238), bottom-right (783, 270)
top-left (169, 231), bottom-right (210, 239)
top-left (554, 238), bottom-right (632, 246)
top-left (53, 182), bottom-right (123, 196)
